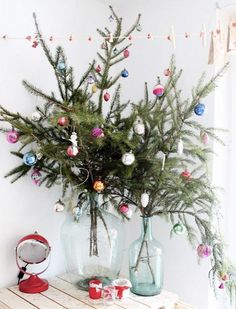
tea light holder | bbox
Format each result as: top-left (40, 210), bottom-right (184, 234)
top-left (112, 278), bottom-right (132, 299)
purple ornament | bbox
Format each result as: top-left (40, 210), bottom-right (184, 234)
top-left (6, 130), bottom-right (20, 143)
top-left (91, 127), bottom-right (104, 138)
top-left (197, 244), bottom-right (212, 258)
top-left (219, 283), bottom-right (224, 289)
top-left (31, 169), bottom-right (42, 185)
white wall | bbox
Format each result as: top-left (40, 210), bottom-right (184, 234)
top-left (0, 1), bottom-right (228, 308)
top-left (0, 0), bottom-right (107, 288)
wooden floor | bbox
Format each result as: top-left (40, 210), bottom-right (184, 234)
top-left (0, 274), bottom-right (195, 309)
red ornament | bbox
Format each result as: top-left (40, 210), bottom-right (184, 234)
top-left (96, 65), bottom-right (102, 73)
top-left (67, 146), bottom-right (80, 157)
top-left (32, 40), bottom-right (38, 48)
top-left (104, 92), bottom-right (110, 101)
top-left (119, 203), bottom-right (129, 214)
top-left (57, 116), bottom-right (69, 127)
top-left (181, 169), bottom-right (191, 180)
top-left (123, 49), bottom-right (130, 58)
top-left (89, 279), bottom-right (102, 299)
top-left (153, 84), bottom-right (165, 97)
top-left (25, 35), bottom-right (32, 41)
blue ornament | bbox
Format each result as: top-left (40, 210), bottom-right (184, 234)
top-left (121, 69), bottom-right (129, 78)
top-left (57, 62), bottom-right (66, 71)
top-left (87, 75), bottom-right (95, 84)
top-left (194, 103), bottom-right (205, 116)
top-left (23, 152), bottom-right (37, 166)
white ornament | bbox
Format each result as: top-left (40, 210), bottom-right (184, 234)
top-left (141, 193), bottom-right (149, 208)
top-left (36, 151), bottom-right (43, 160)
top-left (72, 206), bottom-right (82, 218)
top-left (122, 152), bottom-right (135, 166)
top-left (134, 120), bottom-right (145, 135)
top-left (200, 132), bottom-right (209, 145)
top-left (54, 199), bottom-right (65, 212)
top-left (31, 111), bottom-right (41, 122)
top-left (177, 139), bottom-right (183, 155)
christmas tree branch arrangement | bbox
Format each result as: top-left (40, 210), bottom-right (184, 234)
top-left (1, 5), bottom-right (236, 304)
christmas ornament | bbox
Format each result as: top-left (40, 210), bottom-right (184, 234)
top-left (140, 193), bottom-right (149, 208)
top-left (93, 179), bottom-right (105, 193)
top-left (57, 116), bottom-right (69, 127)
top-left (181, 169), bottom-right (191, 180)
top-left (125, 209), bottom-right (133, 219)
top-left (134, 120), bottom-right (145, 135)
top-left (6, 130), bottom-right (20, 143)
top-left (123, 49), bottom-right (130, 58)
top-left (23, 152), bottom-right (37, 166)
top-left (153, 84), bottom-right (165, 97)
top-left (197, 244), bottom-right (212, 258)
top-left (57, 62), bottom-right (66, 71)
top-left (113, 48), bottom-right (118, 55)
top-left (220, 273), bottom-right (229, 281)
top-left (31, 111), bottom-right (41, 122)
top-left (219, 283), bottom-right (224, 289)
top-left (200, 132), bottom-right (209, 145)
top-left (54, 199), bottom-right (65, 212)
top-left (177, 139), bottom-right (184, 155)
top-left (104, 92), bottom-right (110, 101)
top-left (136, 24), bottom-right (142, 31)
top-left (72, 206), bottom-right (83, 218)
top-left (194, 103), bottom-right (205, 116)
top-left (91, 127), bottom-right (104, 138)
top-left (36, 151), bottom-right (43, 160)
top-left (173, 223), bottom-right (186, 235)
top-left (101, 42), bottom-right (108, 50)
top-left (164, 68), bottom-right (172, 76)
top-left (95, 65), bottom-right (101, 73)
top-left (92, 85), bottom-right (98, 93)
top-left (31, 169), bottom-right (42, 185)
top-left (87, 75), bottom-right (95, 84)
top-left (119, 203), bottom-right (129, 214)
top-left (109, 15), bottom-right (114, 22)
top-left (67, 145), bottom-right (79, 157)
top-left (121, 152), bottom-right (135, 166)
top-left (121, 69), bottom-right (129, 78)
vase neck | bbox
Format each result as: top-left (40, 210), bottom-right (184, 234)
top-left (141, 216), bottom-right (153, 240)
top-left (89, 192), bottom-right (100, 209)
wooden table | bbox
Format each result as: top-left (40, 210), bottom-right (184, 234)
top-left (0, 274), bottom-right (195, 309)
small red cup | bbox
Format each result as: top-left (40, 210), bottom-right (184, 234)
top-left (89, 279), bottom-right (102, 299)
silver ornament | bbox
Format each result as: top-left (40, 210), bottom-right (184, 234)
top-left (134, 120), bottom-right (145, 135)
top-left (141, 193), bottom-right (149, 208)
top-left (54, 199), bottom-right (65, 212)
top-left (177, 139), bottom-right (184, 155)
top-left (122, 152), bottom-right (135, 166)
top-left (31, 111), bottom-right (41, 122)
top-left (36, 151), bottom-right (43, 160)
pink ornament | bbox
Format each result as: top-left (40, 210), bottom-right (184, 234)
top-left (67, 145), bottom-right (80, 157)
top-left (31, 169), bottom-right (42, 185)
top-left (164, 68), bottom-right (171, 76)
top-left (153, 84), bottom-right (165, 97)
top-left (219, 283), bottom-right (224, 289)
top-left (57, 116), bottom-right (69, 127)
top-left (119, 203), bottom-right (129, 214)
top-left (123, 49), bottom-right (130, 58)
top-left (200, 132), bottom-right (209, 145)
top-left (197, 244), bottom-right (212, 258)
top-left (6, 130), bottom-right (20, 143)
top-left (91, 127), bottom-right (104, 138)
top-left (181, 169), bottom-right (191, 180)
top-left (96, 65), bottom-right (102, 73)
top-left (104, 92), bottom-right (110, 101)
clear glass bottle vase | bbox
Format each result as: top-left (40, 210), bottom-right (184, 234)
top-left (61, 193), bottom-right (125, 290)
top-left (129, 216), bottom-right (163, 296)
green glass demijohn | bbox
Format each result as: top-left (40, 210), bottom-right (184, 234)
top-left (129, 216), bottom-right (163, 296)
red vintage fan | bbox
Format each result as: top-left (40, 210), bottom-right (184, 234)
top-left (16, 232), bottom-right (51, 293)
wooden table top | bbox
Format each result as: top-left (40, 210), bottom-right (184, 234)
top-left (0, 274), bottom-right (195, 309)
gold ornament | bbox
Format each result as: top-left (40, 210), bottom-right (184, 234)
top-left (92, 84), bottom-right (98, 93)
top-left (93, 180), bottom-right (105, 193)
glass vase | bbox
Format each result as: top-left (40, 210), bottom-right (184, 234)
top-left (129, 216), bottom-right (163, 296)
top-left (61, 193), bottom-right (125, 290)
